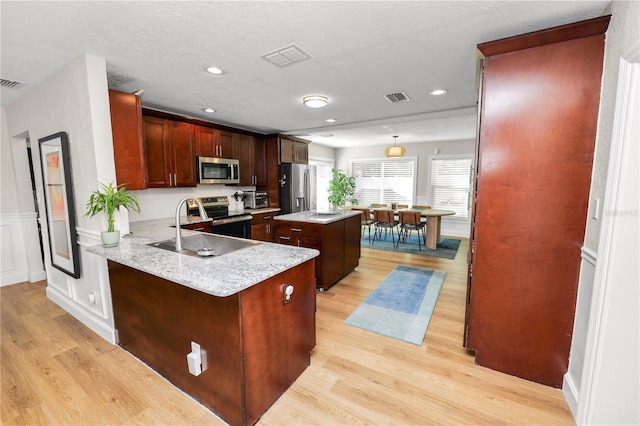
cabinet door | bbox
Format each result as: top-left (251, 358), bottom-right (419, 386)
top-left (195, 125), bottom-right (217, 157)
top-left (235, 133), bottom-right (253, 185)
top-left (169, 121), bottom-right (197, 187)
top-left (143, 116), bottom-right (170, 188)
top-left (253, 137), bottom-right (266, 186)
top-left (109, 90), bottom-right (146, 190)
top-left (219, 130), bottom-right (234, 159)
top-left (293, 141), bottom-right (308, 164)
top-left (280, 139), bottom-right (295, 163)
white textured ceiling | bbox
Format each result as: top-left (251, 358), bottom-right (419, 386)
top-left (1, 1), bottom-right (610, 148)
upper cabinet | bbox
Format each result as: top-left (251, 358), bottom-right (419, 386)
top-left (108, 90), bottom-right (146, 190)
top-left (143, 116), bottom-right (197, 188)
top-left (235, 133), bottom-right (266, 186)
top-left (280, 137), bottom-right (308, 164)
top-left (196, 126), bottom-right (234, 159)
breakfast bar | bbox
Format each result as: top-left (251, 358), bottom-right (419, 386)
top-left (88, 220), bottom-right (319, 426)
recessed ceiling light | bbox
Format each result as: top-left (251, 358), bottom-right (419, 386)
top-left (325, 118), bottom-right (336, 123)
top-left (429, 89), bottom-right (448, 96)
top-left (203, 108), bottom-right (216, 113)
top-left (205, 66), bottom-right (223, 75)
top-left (303, 95), bottom-right (328, 108)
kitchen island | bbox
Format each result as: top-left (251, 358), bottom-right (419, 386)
top-left (274, 209), bottom-right (361, 290)
top-left (87, 219), bottom-right (319, 426)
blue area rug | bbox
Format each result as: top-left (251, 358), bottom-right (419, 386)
top-left (361, 233), bottom-right (461, 259)
top-left (344, 265), bottom-right (447, 345)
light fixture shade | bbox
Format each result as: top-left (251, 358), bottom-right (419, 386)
top-left (385, 135), bottom-right (406, 157)
top-left (303, 95), bottom-right (328, 108)
top-left (385, 145), bottom-right (406, 157)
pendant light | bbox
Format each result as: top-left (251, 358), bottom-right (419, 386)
top-left (385, 135), bottom-right (406, 157)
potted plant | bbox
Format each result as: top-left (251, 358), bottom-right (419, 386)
top-left (85, 181), bottom-right (140, 247)
top-left (327, 168), bottom-right (357, 208)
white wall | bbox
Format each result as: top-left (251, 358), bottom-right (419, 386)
top-left (334, 138), bottom-right (475, 238)
top-left (2, 54), bottom-right (119, 342)
top-left (565, 1), bottom-right (640, 424)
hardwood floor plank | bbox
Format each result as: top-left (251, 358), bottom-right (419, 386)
top-left (1, 237), bottom-right (575, 425)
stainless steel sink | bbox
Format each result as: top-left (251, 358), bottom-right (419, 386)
top-left (147, 234), bottom-right (260, 258)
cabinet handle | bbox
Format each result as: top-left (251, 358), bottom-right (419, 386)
top-left (279, 236), bottom-right (291, 241)
top-left (169, 174), bottom-right (173, 186)
top-left (291, 228), bottom-right (302, 232)
top-left (283, 284), bottom-right (294, 304)
top-left (264, 216), bottom-right (272, 220)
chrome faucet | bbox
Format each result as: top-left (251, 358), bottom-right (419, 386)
top-left (175, 196), bottom-right (208, 252)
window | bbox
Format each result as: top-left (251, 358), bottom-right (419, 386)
top-left (429, 155), bottom-right (473, 218)
top-left (309, 158), bottom-right (333, 211)
top-left (351, 157), bottom-right (417, 205)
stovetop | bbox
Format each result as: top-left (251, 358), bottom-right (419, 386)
top-left (187, 196), bottom-right (251, 220)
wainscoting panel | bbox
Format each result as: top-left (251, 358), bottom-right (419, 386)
top-left (0, 212), bottom-right (45, 286)
top-left (564, 247), bottom-right (597, 416)
top-left (45, 228), bottom-right (116, 344)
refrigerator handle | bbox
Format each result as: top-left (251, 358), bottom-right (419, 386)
top-left (304, 169), bottom-right (311, 210)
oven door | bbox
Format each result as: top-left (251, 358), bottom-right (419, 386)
top-left (212, 216), bottom-right (252, 239)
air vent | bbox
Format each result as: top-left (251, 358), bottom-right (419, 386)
top-left (385, 91), bottom-right (411, 103)
top-left (1, 78), bottom-right (26, 89)
top-left (262, 44), bottom-right (311, 67)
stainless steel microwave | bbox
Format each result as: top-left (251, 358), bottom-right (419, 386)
top-left (197, 157), bottom-right (240, 184)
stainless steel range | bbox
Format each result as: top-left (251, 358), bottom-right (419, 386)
top-left (187, 196), bottom-right (252, 239)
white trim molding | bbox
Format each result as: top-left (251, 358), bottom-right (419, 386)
top-left (575, 44), bottom-right (640, 425)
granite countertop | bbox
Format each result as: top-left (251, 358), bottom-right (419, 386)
top-left (274, 209), bottom-right (361, 224)
top-left (86, 218), bottom-right (318, 297)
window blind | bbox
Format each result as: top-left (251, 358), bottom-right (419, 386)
top-left (429, 156), bottom-right (473, 218)
top-left (352, 158), bottom-right (416, 205)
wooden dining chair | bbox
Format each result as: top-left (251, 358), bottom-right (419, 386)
top-left (352, 207), bottom-right (375, 243)
top-left (370, 203), bottom-right (387, 208)
top-left (397, 204), bottom-right (409, 208)
top-left (397, 210), bottom-right (426, 250)
top-left (411, 205), bottom-right (431, 209)
top-left (372, 209), bottom-right (398, 246)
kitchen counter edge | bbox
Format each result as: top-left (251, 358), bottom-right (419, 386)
top-left (274, 209), bottom-right (361, 224)
top-left (86, 218), bottom-right (319, 297)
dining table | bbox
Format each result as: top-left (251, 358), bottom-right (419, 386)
top-left (350, 206), bottom-right (455, 250)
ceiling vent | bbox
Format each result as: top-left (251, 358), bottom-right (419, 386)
top-left (262, 44), bottom-right (311, 67)
top-left (385, 91), bottom-right (411, 103)
top-left (1, 78), bottom-right (26, 89)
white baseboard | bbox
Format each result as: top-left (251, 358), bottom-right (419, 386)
top-left (563, 373), bottom-right (580, 418)
top-left (46, 282), bottom-right (117, 344)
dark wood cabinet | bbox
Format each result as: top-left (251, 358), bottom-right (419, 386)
top-left (464, 16), bottom-right (610, 388)
top-left (181, 221), bottom-right (213, 233)
top-left (195, 126), bottom-right (233, 159)
top-left (108, 258), bottom-right (316, 426)
top-left (235, 133), bottom-right (266, 186)
top-left (275, 214), bottom-right (361, 290)
top-left (108, 90), bottom-right (146, 190)
top-left (280, 137), bottom-right (308, 164)
top-left (251, 212), bottom-right (277, 242)
top-left (143, 116), bottom-right (197, 188)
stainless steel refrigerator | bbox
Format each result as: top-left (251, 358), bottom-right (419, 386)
top-left (279, 163), bottom-right (317, 214)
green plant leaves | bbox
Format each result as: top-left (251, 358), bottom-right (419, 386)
top-left (85, 181), bottom-right (140, 232)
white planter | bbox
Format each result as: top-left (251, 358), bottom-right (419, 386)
top-left (101, 230), bottom-right (120, 247)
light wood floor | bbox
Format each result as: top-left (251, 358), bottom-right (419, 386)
top-left (2, 238), bottom-right (575, 425)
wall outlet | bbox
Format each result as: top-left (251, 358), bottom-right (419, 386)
top-left (187, 341), bottom-right (202, 376)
